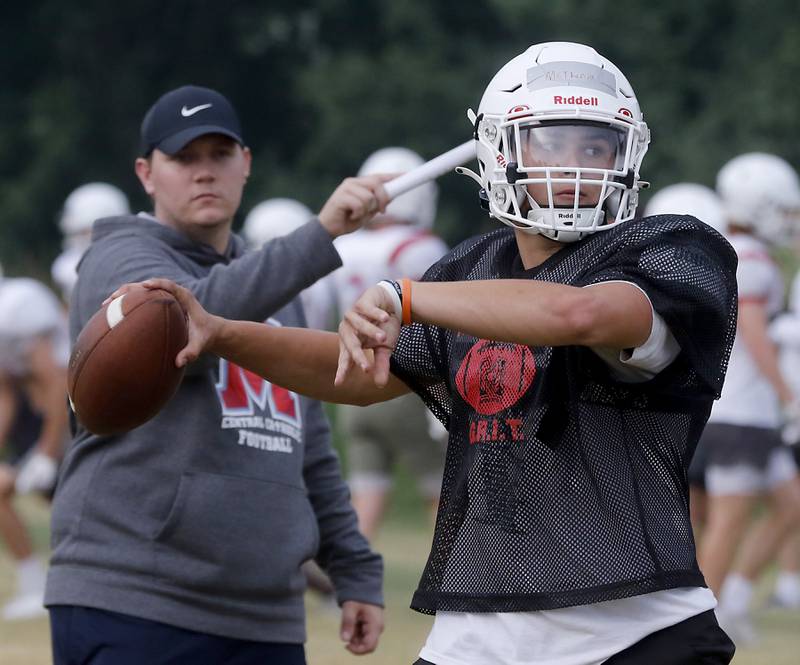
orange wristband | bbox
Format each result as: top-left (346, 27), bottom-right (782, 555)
top-left (401, 278), bottom-right (412, 325)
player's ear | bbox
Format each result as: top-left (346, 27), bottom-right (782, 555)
top-left (135, 156), bottom-right (155, 196)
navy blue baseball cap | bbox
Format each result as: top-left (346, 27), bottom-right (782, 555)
top-left (139, 85), bottom-right (244, 156)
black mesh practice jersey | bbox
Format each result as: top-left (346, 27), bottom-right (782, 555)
top-left (389, 215), bottom-right (738, 614)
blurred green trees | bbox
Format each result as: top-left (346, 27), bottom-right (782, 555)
top-left (1, 0), bottom-right (798, 276)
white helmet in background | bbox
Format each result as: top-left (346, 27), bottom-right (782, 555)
top-left (242, 198), bottom-right (313, 247)
top-left (60, 182), bottom-right (130, 249)
top-left (716, 152), bottom-right (800, 241)
top-left (645, 183), bottom-right (726, 235)
top-left (462, 41), bottom-right (650, 243)
top-left (358, 147), bottom-right (438, 229)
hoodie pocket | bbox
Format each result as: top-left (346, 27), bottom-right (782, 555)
top-left (153, 471), bottom-right (319, 599)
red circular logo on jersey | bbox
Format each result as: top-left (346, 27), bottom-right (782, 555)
top-left (455, 340), bottom-right (536, 415)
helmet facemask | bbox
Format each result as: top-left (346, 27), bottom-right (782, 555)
top-left (481, 114), bottom-right (644, 242)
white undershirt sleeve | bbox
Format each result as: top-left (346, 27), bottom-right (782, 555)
top-left (585, 281), bottom-right (681, 382)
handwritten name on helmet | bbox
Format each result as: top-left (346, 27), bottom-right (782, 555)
top-left (553, 95), bottom-right (598, 106)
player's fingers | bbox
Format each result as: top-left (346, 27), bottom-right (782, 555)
top-left (334, 336), bottom-right (354, 386)
top-left (103, 282), bottom-right (140, 304)
top-left (353, 298), bottom-right (391, 324)
top-left (142, 277), bottom-right (183, 302)
top-left (175, 341), bottom-right (201, 368)
top-left (373, 346), bottom-right (392, 388)
top-left (175, 317), bottom-right (208, 367)
top-left (338, 320), bottom-right (373, 372)
top-left (142, 279), bottom-right (191, 310)
top-left (333, 326), bottom-right (366, 386)
top-left (344, 309), bottom-right (386, 344)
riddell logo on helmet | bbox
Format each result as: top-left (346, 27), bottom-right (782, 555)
top-left (553, 95), bottom-right (598, 106)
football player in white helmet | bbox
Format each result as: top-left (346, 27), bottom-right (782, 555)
top-left (645, 183), bottom-right (727, 236)
top-left (241, 198), bottom-right (335, 331)
top-left (358, 147), bottom-right (438, 229)
top-left (51, 182), bottom-right (130, 301)
top-left (0, 277), bottom-right (70, 620)
top-left (768, 276), bottom-right (800, 610)
top-left (137, 42), bottom-right (738, 663)
top-left (644, 183), bottom-right (727, 540)
top-left (697, 153), bottom-right (800, 644)
top-left (716, 152), bottom-right (800, 244)
top-left (242, 198), bottom-right (315, 247)
top-left (320, 147), bottom-right (448, 542)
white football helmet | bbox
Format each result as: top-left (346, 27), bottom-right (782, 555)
top-left (358, 147), bottom-right (438, 229)
top-left (459, 42), bottom-right (650, 242)
top-left (645, 183), bottom-right (727, 235)
top-left (242, 198), bottom-right (313, 247)
top-left (716, 153), bottom-right (800, 242)
top-left (60, 182), bottom-right (130, 249)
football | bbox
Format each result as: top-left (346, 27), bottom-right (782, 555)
top-left (68, 286), bottom-right (188, 435)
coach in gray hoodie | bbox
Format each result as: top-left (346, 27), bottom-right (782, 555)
top-left (45, 85), bottom-right (388, 665)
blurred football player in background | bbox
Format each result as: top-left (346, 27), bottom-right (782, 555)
top-left (769, 276), bottom-right (800, 611)
top-left (0, 271), bottom-right (69, 620)
top-left (242, 198), bottom-right (335, 331)
top-left (697, 153), bottom-right (800, 643)
top-left (244, 152), bottom-right (449, 543)
top-left (51, 182), bottom-right (130, 302)
top-left (312, 147), bottom-right (449, 541)
top-left (645, 183), bottom-right (727, 235)
top-left (644, 183), bottom-right (727, 540)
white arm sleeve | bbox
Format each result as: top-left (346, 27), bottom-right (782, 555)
top-left (587, 281), bottom-right (681, 382)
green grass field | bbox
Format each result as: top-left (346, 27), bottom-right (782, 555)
top-left (1, 494), bottom-right (799, 664)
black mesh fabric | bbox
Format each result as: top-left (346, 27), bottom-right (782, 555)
top-left (389, 214), bottom-right (738, 614)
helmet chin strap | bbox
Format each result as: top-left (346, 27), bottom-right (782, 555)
top-left (524, 195), bottom-right (603, 243)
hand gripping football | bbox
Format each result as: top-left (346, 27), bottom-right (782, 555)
top-left (68, 286), bottom-right (188, 435)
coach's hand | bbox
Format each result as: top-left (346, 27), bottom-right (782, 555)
top-left (318, 175), bottom-right (392, 238)
top-left (340, 600), bottom-right (384, 655)
top-left (336, 285), bottom-right (401, 388)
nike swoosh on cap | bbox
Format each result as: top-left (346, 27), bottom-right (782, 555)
top-left (180, 103), bottom-right (213, 117)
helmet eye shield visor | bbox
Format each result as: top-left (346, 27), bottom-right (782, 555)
top-left (509, 121), bottom-right (627, 173)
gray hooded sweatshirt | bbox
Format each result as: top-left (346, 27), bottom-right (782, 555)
top-left (45, 214), bottom-right (383, 643)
